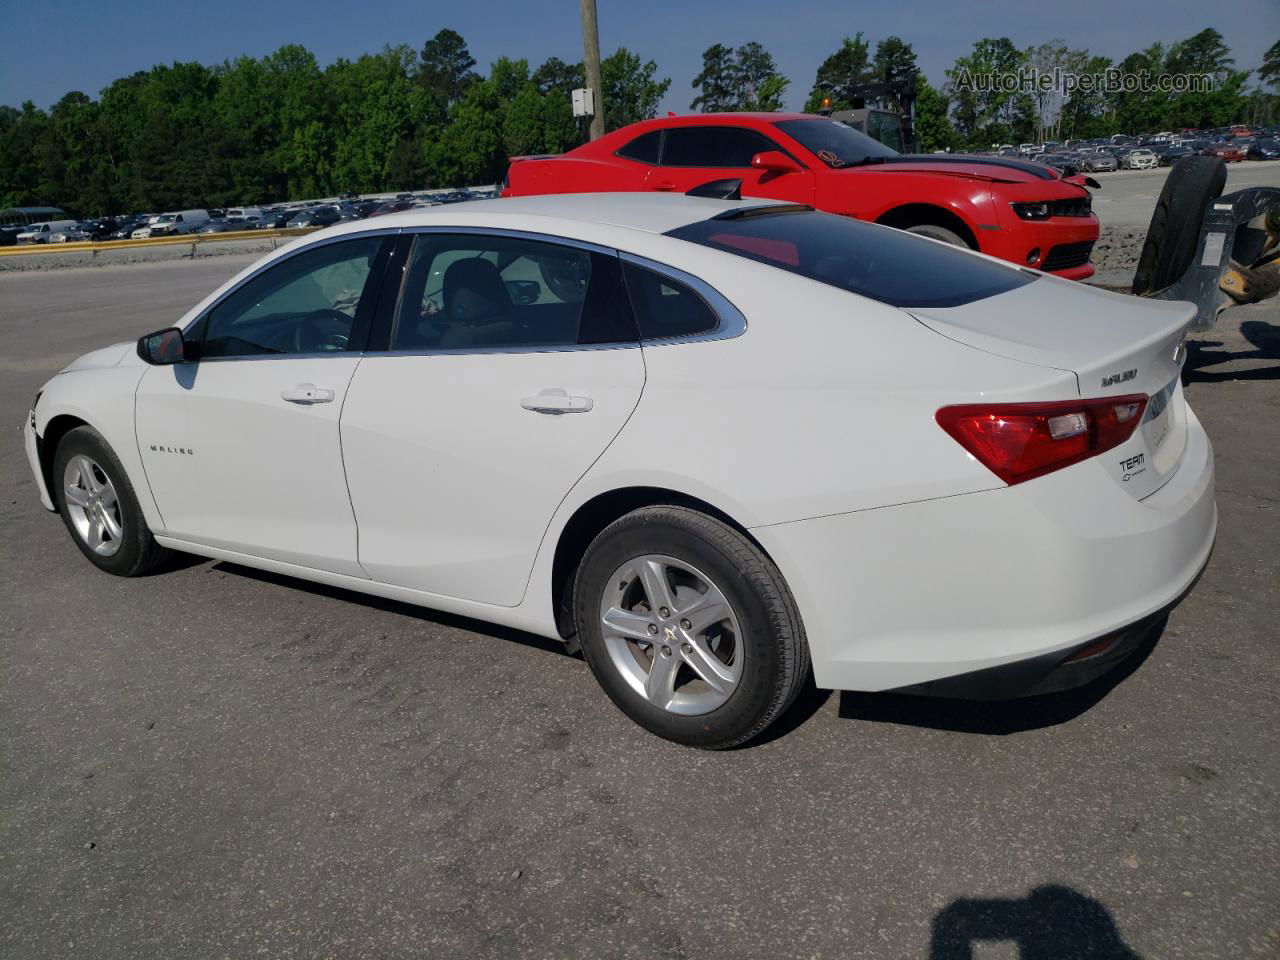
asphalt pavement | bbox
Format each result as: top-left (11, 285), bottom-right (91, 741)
top-left (1, 255), bottom-right (1277, 959)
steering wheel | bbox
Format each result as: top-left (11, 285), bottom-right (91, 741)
top-left (293, 309), bottom-right (353, 352)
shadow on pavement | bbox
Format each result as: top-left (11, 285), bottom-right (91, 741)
top-left (210, 560), bottom-right (575, 658)
top-left (1184, 319), bottom-right (1280, 383)
top-left (931, 885), bottom-right (1142, 959)
top-left (836, 620), bottom-right (1162, 735)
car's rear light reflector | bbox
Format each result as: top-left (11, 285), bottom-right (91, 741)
top-left (936, 394), bottom-right (1148, 485)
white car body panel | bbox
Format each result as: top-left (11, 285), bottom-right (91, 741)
top-left (342, 347), bottom-right (646, 605)
top-left (135, 357), bottom-right (365, 577)
top-left (24, 193), bottom-right (1217, 695)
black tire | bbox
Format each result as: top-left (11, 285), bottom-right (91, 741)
top-left (1132, 156), bottom-right (1227, 296)
top-left (905, 223), bottom-right (973, 249)
top-left (573, 506), bottom-right (810, 749)
top-left (52, 426), bottom-right (172, 577)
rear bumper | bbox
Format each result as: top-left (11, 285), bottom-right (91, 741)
top-left (753, 403), bottom-right (1216, 694)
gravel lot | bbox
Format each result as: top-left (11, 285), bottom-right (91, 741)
top-left (1, 258), bottom-right (1277, 959)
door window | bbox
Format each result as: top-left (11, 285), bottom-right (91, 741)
top-left (200, 236), bottom-right (386, 358)
top-left (660, 126), bottom-right (778, 167)
top-left (390, 234), bottom-right (636, 350)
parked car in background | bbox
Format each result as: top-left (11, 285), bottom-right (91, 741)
top-left (134, 210), bottom-right (210, 238)
top-left (506, 113), bottom-right (1101, 279)
top-left (289, 205), bottom-right (341, 228)
top-left (16, 220), bottom-right (79, 244)
top-left (1203, 142), bottom-right (1245, 163)
top-left (110, 217), bottom-right (148, 240)
top-left (1246, 139), bottom-right (1280, 160)
top-left (1157, 144), bottom-right (1195, 166)
top-left (1120, 148), bottom-right (1158, 170)
top-left (49, 222), bottom-right (94, 243)
top-left (1078, 153), bottom-right (1118, 173)
top-left (368, 200), bottom-right (414, 217)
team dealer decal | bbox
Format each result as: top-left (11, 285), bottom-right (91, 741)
top-left (1119, 451), bottom-right (1146, 482)
top-left (149, 444), bottom-right (194, 456)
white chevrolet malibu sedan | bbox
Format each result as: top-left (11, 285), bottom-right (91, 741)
top-left (23, 193), bottom-right (1216, 748)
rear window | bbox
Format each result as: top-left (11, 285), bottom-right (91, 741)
top-left (665, 210), bottom-right (1034, 309)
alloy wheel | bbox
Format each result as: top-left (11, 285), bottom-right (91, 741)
top-left (62, 455), bottom-right (124, 557)
top-left (598, 554), bottom-right (743, 716)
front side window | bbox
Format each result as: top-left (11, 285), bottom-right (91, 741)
top-left (201, 236), bottom-right (385, 358)
top-left (391, 233), bottom-right (635, 351)
top-left (660, 126), bottom-right (779, 168)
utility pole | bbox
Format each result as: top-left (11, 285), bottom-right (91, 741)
top-left (580, 0), bottom-right (604, 140)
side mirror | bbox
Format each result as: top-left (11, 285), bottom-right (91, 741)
top-left (751, 150), bottom-right (802, 175)
top-left (137, 327), bottom-right (192, 365)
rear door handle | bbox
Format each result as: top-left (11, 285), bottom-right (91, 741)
top-left (521, 388), bottom-right (593, 414)
top-left (651, 180), bottom-right (677, 191)
top-left (281, 383), bottom-right (335, 405)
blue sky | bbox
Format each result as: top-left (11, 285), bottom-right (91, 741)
top-left (2, 0), bottom-right (1276, 112)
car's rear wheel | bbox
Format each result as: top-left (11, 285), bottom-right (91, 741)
top-left (574, 506), bottom-right (809, 749)
top-left (53, 426), bottom-right (172, 577)
top-left (904, 223), bottom-right (971, 249)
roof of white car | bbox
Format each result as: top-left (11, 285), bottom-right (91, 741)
top-left (364, 192), bottom-right (791, 236)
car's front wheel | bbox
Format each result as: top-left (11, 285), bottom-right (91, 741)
top-left (574, 506), bottom-right (809, 749)
top-left (53, 426), bottom-right (172, 577)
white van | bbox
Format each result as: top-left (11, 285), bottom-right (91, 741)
top-left (16, 220), bottom-right (78, 244)
top-left (226, 207), bottom-right (264, 221)
top-left (135, 210), bottom-right (210, 238)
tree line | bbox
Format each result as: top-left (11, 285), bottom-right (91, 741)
top-left (1, 28), bottom-right (1276, 216)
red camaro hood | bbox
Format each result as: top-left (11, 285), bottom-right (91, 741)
top-left (849, 155), bottom-right (1071, 185)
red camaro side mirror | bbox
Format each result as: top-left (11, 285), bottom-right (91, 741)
top-left (751, 151), bottom-right (801, 175)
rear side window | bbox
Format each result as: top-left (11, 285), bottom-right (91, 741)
top-left (391, 234), bottom-right (637, 351)
top-left (616, 130), bottom-right (661, 164)
top-left (661, 126), bottom-right (778, 168)
top-left (666, 210), bottom-right (1034, 309)
top-left (622, 262), bottom-right (718, 340)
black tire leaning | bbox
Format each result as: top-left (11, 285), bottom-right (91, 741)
top-left (52, 425), bottom-right (172, 577)
top-left (573, 505), bottom-right (810, 749)
top-left (1132, 156), bottom-right (1227, 296)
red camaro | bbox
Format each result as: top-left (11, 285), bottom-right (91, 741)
top-left (505, 113), bottom-right (1100, 280)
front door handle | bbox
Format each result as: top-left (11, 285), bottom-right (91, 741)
top-left (281, 383), bottom-right (335, 405)
top-left (651, 180), bottom-right (677, 192)
top-left (521, 388), bottom-right (593, 414)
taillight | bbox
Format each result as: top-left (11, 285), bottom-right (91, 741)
top-left (936, 394), bottom-right (1148, 485)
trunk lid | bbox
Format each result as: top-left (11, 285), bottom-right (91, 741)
top-left (909, 277), bottom-right (1193, 499)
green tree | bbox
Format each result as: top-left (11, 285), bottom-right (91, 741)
top-left (734, 42), bottom-right (788, 111)
top-left (691, 44), bottom-right (738, 112)
top-left (945, 37), bottom-right (1028, 147)
top-left (913, 76), bottom-right (955, 152)
top-left (418, 28), bottom-right (478, 109)
top-left (1261, 39), bottom-right (1280, 88)
top-left (601, 48), bottom-right (670, 130)
top-left (806, 34), bottom-right (874, 111)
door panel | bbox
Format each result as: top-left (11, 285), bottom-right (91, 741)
top-left (341, 230), bottom-right (644, 607)
top-left (136, 357), bottom-right (366, 575)
top-left (341, 349), bottom-right (644, 605)
top-left (134, 234), bottom-right (391, 576)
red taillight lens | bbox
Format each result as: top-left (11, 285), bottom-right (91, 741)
top-left (936, 394), bottom-right (1148, 485)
